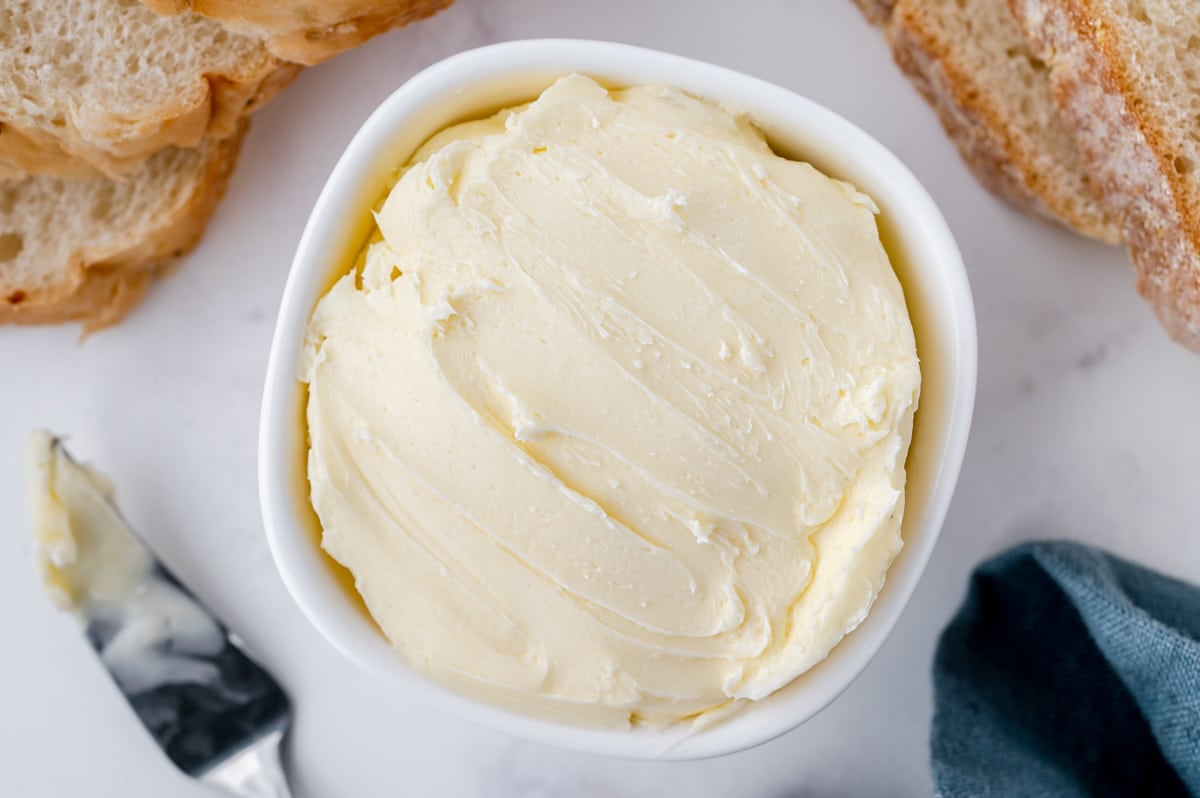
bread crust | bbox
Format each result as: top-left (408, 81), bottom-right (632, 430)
top-left (1011, 0), bottom-right (1200, 349)
top-left (887, 0), bottom-right (1121, 243)
top-left (141, 0), bottom-right (455, 65)
top-left (851, 0), bottom-right (897, 26)
top-left (0, 59), bottom-right (298, 178)
top-left (0, 123), bottom-right (105, 179)
top-left (0, 125), bottom-right (246, 333)
top-left (889, 14), bottom-right (1054, 219)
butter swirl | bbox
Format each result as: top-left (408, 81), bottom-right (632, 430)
top-left (302, 74), bottom-right (920, 727)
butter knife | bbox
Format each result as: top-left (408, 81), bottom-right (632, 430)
top-left (30, 431), bottom-right (294, 798)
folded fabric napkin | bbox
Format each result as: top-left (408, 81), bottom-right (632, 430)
top-left (931, 541), bottom-right (1200, 797)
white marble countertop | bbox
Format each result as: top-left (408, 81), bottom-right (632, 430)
top-left (3, 1), bottom-right (1199, 795)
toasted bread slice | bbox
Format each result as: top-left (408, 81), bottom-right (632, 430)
top-left (0, 0), bottom-right (298, 177)
top-left (883, 0), bottom-right (1121, 243)
top-left (1011, 0), bottom-right (1200, 349)
top-left (0, 125), bottom-right (245, 332)
top-left (141, 0), bottom-right (455, 65)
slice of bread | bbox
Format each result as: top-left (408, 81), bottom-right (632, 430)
top-left (0, 125), bottom-right (101, 181)
top-left (140, 0), bottom-right (455, 65)
top-left (882, 0), bottom-right (1121, 243)
top-left (0, 0), bottom-right (299, 177)
top-left (0, 124), bottom-right (245, 332)
top-left (1011, 0), bottom-right (1200, 349)
top-left (852, 0), bottom-right (897, 26)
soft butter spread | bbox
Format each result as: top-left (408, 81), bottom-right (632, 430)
top-left (30, 432), bottom-right (225, 694)
top-left (302, 74), bottom-right (920, 727)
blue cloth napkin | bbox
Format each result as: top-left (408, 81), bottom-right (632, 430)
top-left (931, 541), bottom-right (1200, 797)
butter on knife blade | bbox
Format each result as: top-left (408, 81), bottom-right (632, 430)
top-left (29, 431), bottom-right (291, 784)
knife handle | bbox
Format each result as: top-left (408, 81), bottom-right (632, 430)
top-left (201, 727), bottom-right (293, 798)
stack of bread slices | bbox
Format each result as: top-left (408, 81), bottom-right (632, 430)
top-left (0, 0), bottom-right (451, 332)
top-left (857, 0), bottom-right (1200, 352)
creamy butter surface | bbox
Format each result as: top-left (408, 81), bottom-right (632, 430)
top-left (303, 74), bottom-right (920, 727)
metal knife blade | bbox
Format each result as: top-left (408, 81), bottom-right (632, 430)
top-left (30, 431), bottom-right (293, 797)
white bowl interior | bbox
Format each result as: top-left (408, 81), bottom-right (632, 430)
top-left (259, 39), bottom-right (976, 760)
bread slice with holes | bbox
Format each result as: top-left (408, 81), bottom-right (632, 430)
top-left (0, 124), bottom-right (245, 332)
top-left (881, 0), bottom-right (1121, 242)
top-left (0, 0), bottom-right (299, 178)
top-left (140, 0), bottom-right (455, 65)
top-left (1011, 0), bottom-right (1200, 349)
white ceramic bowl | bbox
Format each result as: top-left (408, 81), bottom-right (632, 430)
top-left (259, 39), bottom-right (976, 760)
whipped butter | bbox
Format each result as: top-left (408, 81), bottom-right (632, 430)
top-left (302, 74), bottom-right (920, 727)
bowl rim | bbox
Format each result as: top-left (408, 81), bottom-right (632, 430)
top-left (259, 38), bottom-right (977, 760)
